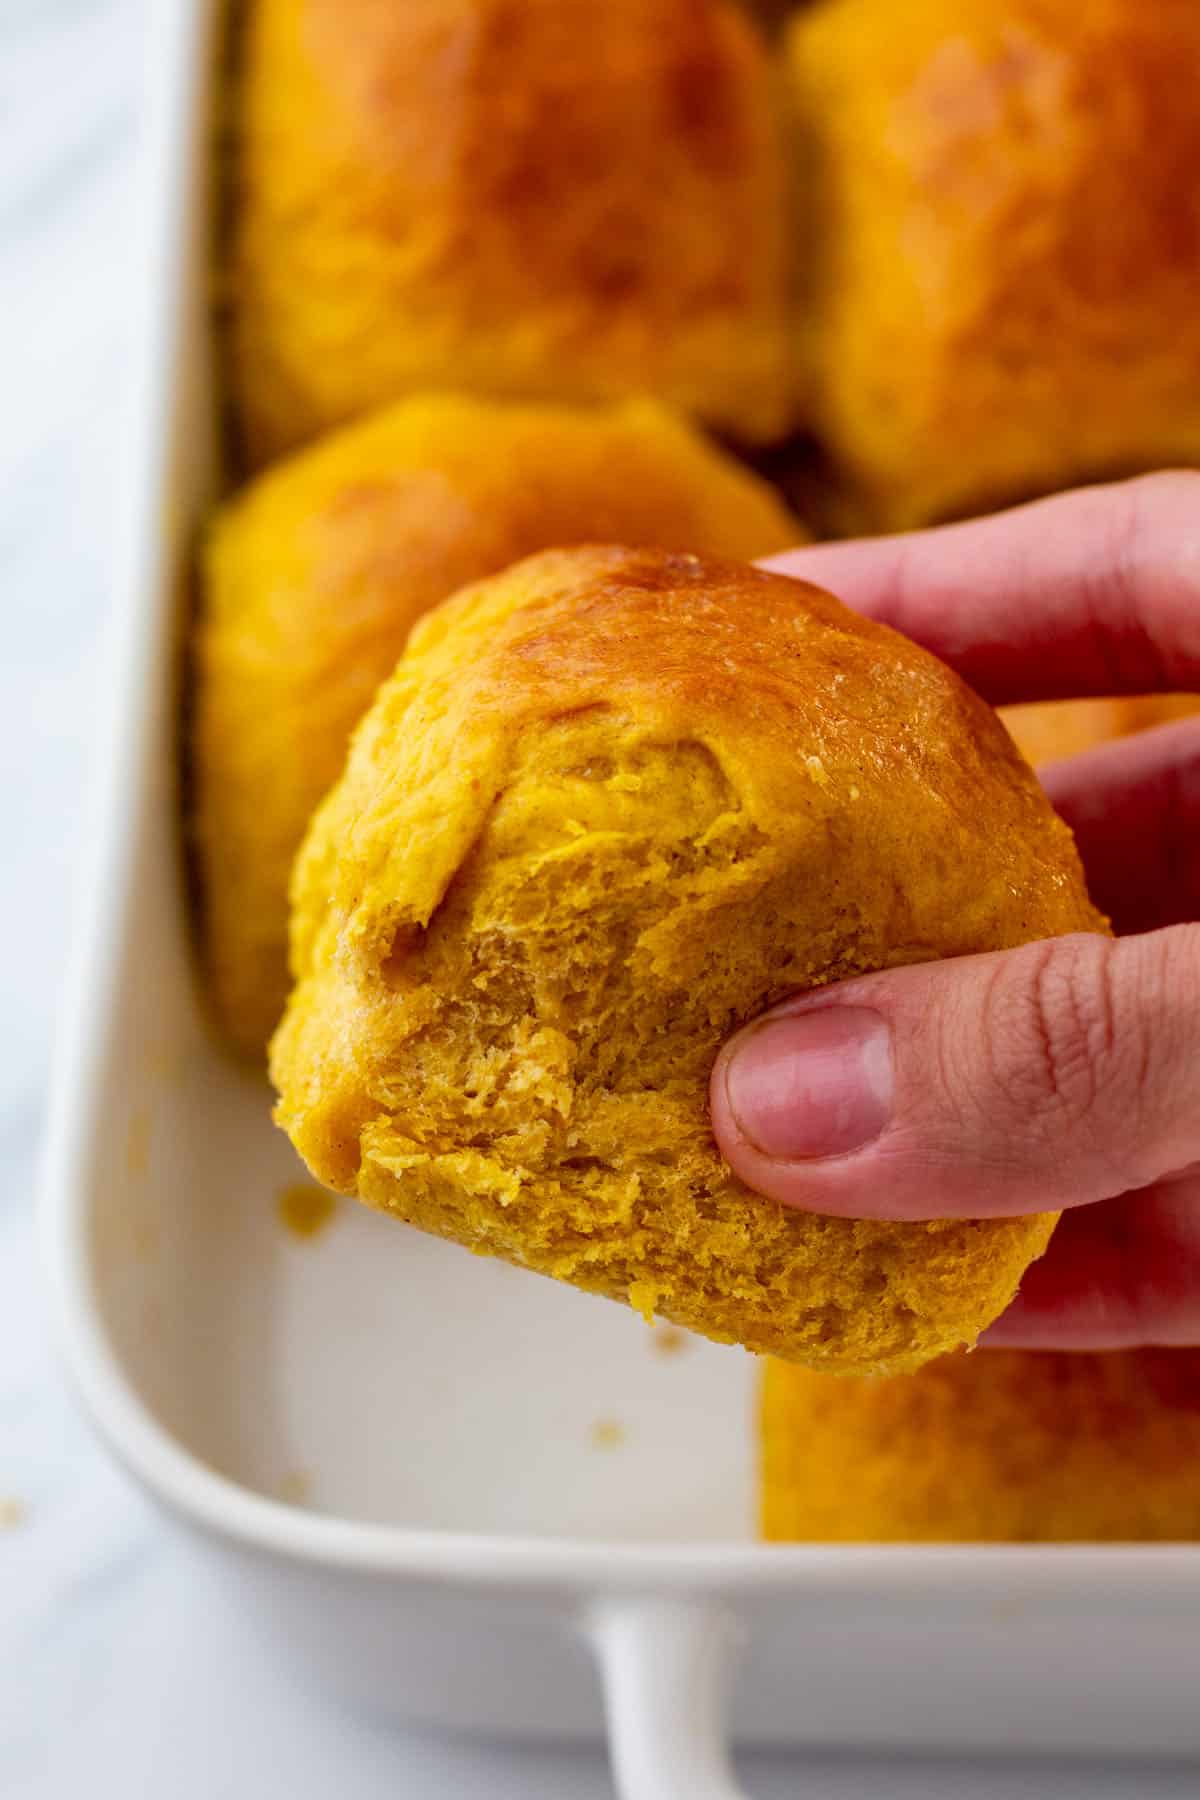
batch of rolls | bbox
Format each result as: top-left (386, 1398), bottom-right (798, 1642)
top-left (192, 0), bottom-right (1200, 1545)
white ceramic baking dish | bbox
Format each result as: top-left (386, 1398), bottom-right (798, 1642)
top-left (42, 3), bottom-right (1200, 1794)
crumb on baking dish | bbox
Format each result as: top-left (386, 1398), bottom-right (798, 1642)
top-left (591, 1419), bottom-right (626, 1450)
top-left (277, 1470), bottom-right (313, 1506)
top-left (0, 1498), bottom-right (26, 1530)
top-left (278, 1183), bottom-right (337, 1241)
top-left (649, 1324), bottom-right (689, 1358)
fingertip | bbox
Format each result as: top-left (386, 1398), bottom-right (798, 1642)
top-left (755, 548), bottom-right (819, 577)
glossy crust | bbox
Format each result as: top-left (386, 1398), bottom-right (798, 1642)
top-left (788, 0), bottom-right (1200, 529)
top-left (230, 0), bottom-right (796, 466)
top-left (271, 545), bottom-right (1104, 1371)
top-left (193, 395), bottom-right (803, 1056)
top-left (761, 1349), bottom-right (1200, 1541)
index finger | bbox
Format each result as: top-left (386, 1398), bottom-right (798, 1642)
top-left (762, 471), bottom-right (1200, 707)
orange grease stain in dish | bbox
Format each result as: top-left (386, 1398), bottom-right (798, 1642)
top-left (278, 1183), bottom-right (338, 1241)
top-left (650, 1324), bottom-right (689, 1358)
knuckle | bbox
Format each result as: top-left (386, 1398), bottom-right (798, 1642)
top-left (1139, 923), bottom-right (1200, 1101)
top-left (1089, 480), bottom-right (1168, 692)
top-left (1103, 472), bottom-right (1200, 685)
top-left (982, 936), bottom-right (1140, 1155)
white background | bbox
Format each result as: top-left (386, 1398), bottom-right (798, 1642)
top-left (3, 3), bottom-right (1200, 1794)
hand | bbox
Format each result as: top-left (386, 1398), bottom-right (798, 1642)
top-left (709, 472), bottom-right (1200, 1351)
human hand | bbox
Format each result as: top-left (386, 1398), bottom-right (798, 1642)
top-left (710, 472), bottom-right (1200, 1350)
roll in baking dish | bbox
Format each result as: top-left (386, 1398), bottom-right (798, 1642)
top-left (762, 1348), bottom-right (1200, 1540)
top-left (231, 0), bottom-right (796, 465)
top-left (788, 0), bottom-right (1200, 528)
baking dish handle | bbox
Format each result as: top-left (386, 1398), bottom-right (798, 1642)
top-left (589, 1596), bottom-right (752, 1800)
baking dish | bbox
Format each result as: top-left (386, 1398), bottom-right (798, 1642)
top-left (41, 3), bottom-right (1200, 1794)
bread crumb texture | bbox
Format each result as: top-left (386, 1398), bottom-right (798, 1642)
top-left (271, 546), bottom-right (1103, 1372)
top-left (762, 1347), bottom-right (1200, 1541)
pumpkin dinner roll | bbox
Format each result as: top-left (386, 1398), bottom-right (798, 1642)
top-left (761, 1349), bottom-right (1200, 1542)
top-left (788, 0), bottom-right (1200, 529)
top-left (271, 545), bottom-right (1103, 1370)
top-left (230, 0), bottom-right (796, 466)
top-left (193, 395), bottom-right (802, 1057)
top-left (1002, 696), bottom-right (1200, 770)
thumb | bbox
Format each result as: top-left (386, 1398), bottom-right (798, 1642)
top-left (709, 928), bottom-right (1200, 1222)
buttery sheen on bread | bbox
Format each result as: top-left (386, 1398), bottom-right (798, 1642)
top-left (230, 0), bottom-right (795, 465)
top-left (761, 1349), bottom-right (1200, 1541)
top-left (193, 395), bottom-right (802, 1056)
top-left (270, 545), bottom-right (1104, 1371)
top-left (788, 0), bottom-right (1200, 528)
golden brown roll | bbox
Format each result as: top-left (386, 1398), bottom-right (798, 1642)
top-left (1003, 697), bottom-right (1200, 769)
top-left (735, 0), bottom-right (795, 32)
top-left (230, 0), bottom-right (796, 466)
top-left (787, 0), bottom-right (1200, 529)
top-left (193, 395), bottom-right (803, 1056)
top-left (761, 1349), bottom-right (1200, 1541)
top-left (271, 544), bottom-right (1103, 1371)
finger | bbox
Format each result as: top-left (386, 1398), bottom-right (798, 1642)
top-left (760, 471), bottom-right (1200, 706)
top-left (1038, 717), bottom-right (1200, 935)
top-left (709, 926), bottom-right (1200, 1222)
top-left (982, 1175), bottom-right (1200, 1350)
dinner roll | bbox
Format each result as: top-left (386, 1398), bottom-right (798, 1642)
top-left (1003, 697), bottom-right (1200, 769)
top-left (231, 0), bottom-right (795, 465)
top-left (761, 1349), bottom-right (1200, 1541)
top-left (788, 0), bottom-right (1200, 528)
top-left (193, 395), bottom-right (803, 1056)
top-left (271, 544), bottom-right (1103, 1371)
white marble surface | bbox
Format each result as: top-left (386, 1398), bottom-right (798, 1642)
top-left (4, 3), bottom-right (1200, 1796)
